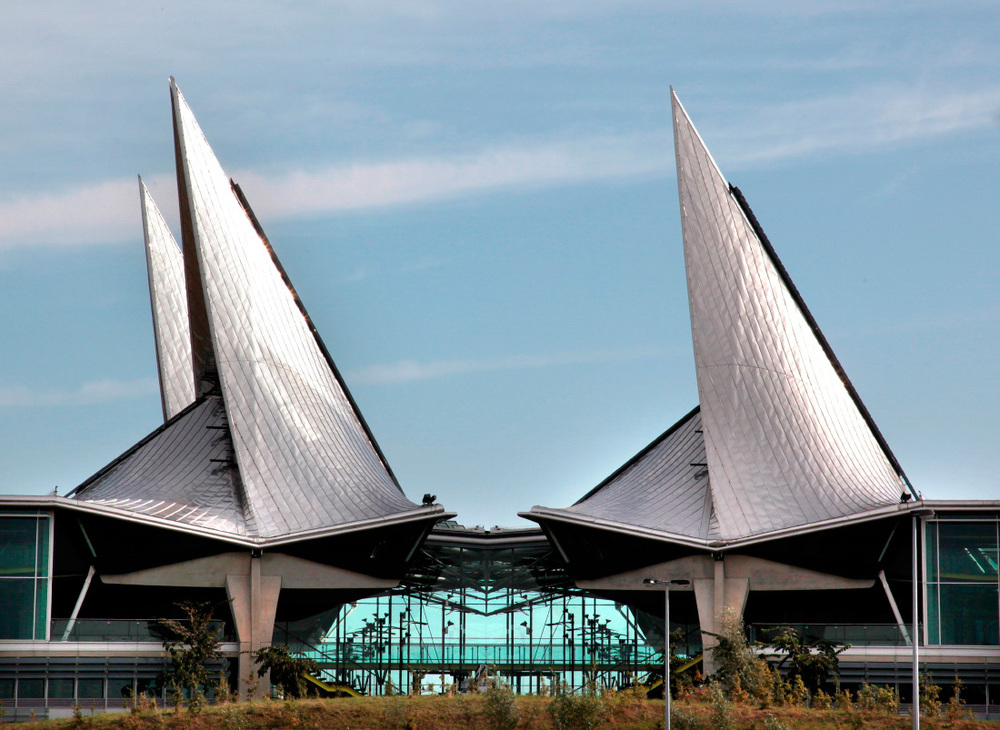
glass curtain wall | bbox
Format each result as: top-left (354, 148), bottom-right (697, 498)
top-left (926, 518), bottom-right (1000, 645)
top-left (0, 511), bottom-right (51, 640)
top-left (275, 531), bottom-right (695, 695)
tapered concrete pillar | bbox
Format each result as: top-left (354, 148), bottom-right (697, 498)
top-left (227, 556), bottom-right (281, 699)
top-left (576, 553), bottom-right (872, 678)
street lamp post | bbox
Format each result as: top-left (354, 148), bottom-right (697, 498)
top-left (644, 578), bottom-right (690, 730)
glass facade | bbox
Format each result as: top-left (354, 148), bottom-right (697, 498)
top-left (926, 519), bottom-right (1000, 645)
top-left (275, 529), bottom-right (690, 695)
top-left (0, 511), bottom-right (51, 640)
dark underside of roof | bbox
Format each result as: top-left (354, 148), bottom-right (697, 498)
top-left (534, 512), bottom-right (912, 582)
top-left (51, 505), bottom-right (437, 580)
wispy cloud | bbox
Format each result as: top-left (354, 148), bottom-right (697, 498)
top-left (234, 131), bottom-right (671, 218)
top-left (2, 84), bottom-right (997, 253)
top-left (713, 85), bottom-right (1000, 167)
top-left (0, 132), bottom-right (669, 252)
top-left (0, 174), bottom-right (174, 252)
top-left (0, 378), bottom-right (158, 408)
top-left (347, 346), bottom-right (667, 385)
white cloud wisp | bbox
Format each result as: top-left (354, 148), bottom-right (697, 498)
top-left (0, 378), bottom-right (158, 408)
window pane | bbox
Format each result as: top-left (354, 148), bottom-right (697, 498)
top-left (0, 679), bottom-right (13, 698)
top-left (0, 579), bottom-right (37, 639)
top-left (49, 678), bottom-right (75, 699)
top-left (927, 522), bottom-right (939, 582)
top-left (938, 522), bottom-right (998, 582)
top-left (78, 679), bottom-right (104, 699)
top-left (36, 516), bottom-right (49, 578)
top-left (34, 578), bottom-right (47, 640)
top-left (108, 678), bottom-right (134, 702)
top-left (18, 678), bottom-right (44, 699)
top-left (927, 584), bottom-right (940, 645)
top-left (939, 584), bottom-right (999, 645)
top-left (0, 518), bottom-right (40, 577)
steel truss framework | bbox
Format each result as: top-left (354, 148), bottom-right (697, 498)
top-left (275, 526), bottom-right (701, 695)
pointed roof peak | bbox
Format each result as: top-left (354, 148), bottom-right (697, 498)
top-left (673, 92), bottom-right (910, 539)
top-left (170, 82), bottom-right (432, 538)
top-left (140, 176), bottom-right (195, 421)
top-left (526, 90), bottom-right (911, 546)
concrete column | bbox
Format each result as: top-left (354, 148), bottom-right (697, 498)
top-left (575, 553), bottom-right (872, 680)
top-left (226, 555), bottom-right (281, 699)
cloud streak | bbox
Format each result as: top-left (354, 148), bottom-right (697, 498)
top-left (0, 378), bottom-right (158, 408)
top-left (714, 85), bottom-right (1000, 167)
top-left (1, 84), bottom-right (997, 252)
top-left (347, 346), bottom-right (668, 385)
top-left (0, 132), bottom-right (670, 253)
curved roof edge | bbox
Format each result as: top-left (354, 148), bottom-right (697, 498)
top-left (2, 493), bottom-right (451, 549)
top-left (523, 499), bottom-right (952, 552)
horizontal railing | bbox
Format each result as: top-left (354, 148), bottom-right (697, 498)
top-left (49, 619), bottom-right (232, 643)
top-left (303, 640), bottom-right (664, 668)
top-left (749, 623), bottom-right (908, 646)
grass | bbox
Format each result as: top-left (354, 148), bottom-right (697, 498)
top-left (14, 693), bottom-right (1000, 729)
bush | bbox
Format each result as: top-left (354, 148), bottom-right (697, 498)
top-left (252, 644), bottom-right (320, 699)
top-left (920, 674), bottom-right (941, 718)
top-left (485, 679), bottom-right (520, 730)
top-left (671, 705), bottom-right (707, 730)
top-left (548, 685), bottom-right (606, 730)
top-left (709, 682), bottom-right (735, 730)
top-left (945, 677), bottom-right (973, 722)
top-left (856, 682), bottom-right (899, 714)
top-left (156, 601), bottom-right (223, 700)
top-left (706, 608), bottom-right (771, 702)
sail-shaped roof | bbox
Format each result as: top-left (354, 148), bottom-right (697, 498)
top-left (74, 79), bottom-right (447, 544)
top-left (141, 179), bottom-right (195, 421)
top-left (525, 90), bottom-right (911, 546)
top-left (552, 407), bottom-right (720, 544)
top-left (71, 397), bottom-right (247, 535)
top-left (169, 80), bottom-right (431, 539)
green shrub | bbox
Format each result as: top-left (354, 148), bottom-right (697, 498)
top-left (548, 685), bottom-right (606, 730)
top-left (856, 682), bottom-right (899, 714)
top-left (485, 679), bottom-right (520, 730)
top-left (763, 715), bottom-right (790, 730)
top-left (920, 674), bottom-right (941, 718)
top-left (670, 705), bottom-right (707, 730)
top-left (944, 677), bottom-right (973, 722)
top-left (709, 682), bottom-right (735, 730)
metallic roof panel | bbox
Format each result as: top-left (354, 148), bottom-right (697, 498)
top-left (140, 179), bottom-right (195, 421)
top-left (564, 410), bottom-right (718, 541)
top-left (671, 90), bottom-right (905, 540)
top-left (170, 81), bottom-right (426, 538)
top-left (74, 397), bottom-right (247, 535)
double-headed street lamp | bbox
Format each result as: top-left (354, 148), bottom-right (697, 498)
top-left (643, 578), bottom-right (690, 730)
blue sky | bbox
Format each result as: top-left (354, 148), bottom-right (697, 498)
top-left (0, 1), bottom-right (997, 527)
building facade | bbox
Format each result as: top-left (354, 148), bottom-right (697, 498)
top-left (0, 84), bottom-right (997, 720)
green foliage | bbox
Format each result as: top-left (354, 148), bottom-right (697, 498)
top-left (709, 682), bottom-right (735, 730)
top-left (763, 715), bottom-right (791, 730)
top-left (381, 695), bottom-right (413, 729)
top-left (762, 625), bottom-right (848, 693)
top-left (945, 676), bottom-right (973, 722)
top-left (670, 705), bottom-right (707, 730)
top-left (220, 704), bottom-right (249, 730)
top-left (213, 671), bottom-right (234, 704)
top-left (156, 601), bottom-right (223, 697)
top-left (705, 608), bottom-right (770, 701)
top-left (548, 683), bottom-right (606, 730)
top-left (856, 682), bottom-right (899, 714)
top-left (252, 643), bottom-right (320, 699)
top-left (811, 688), bottom-right (832, 709)
top-left (920, 673), bottom-right (941, 718)
top-left (484, 679), bottom-right (520, 730)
